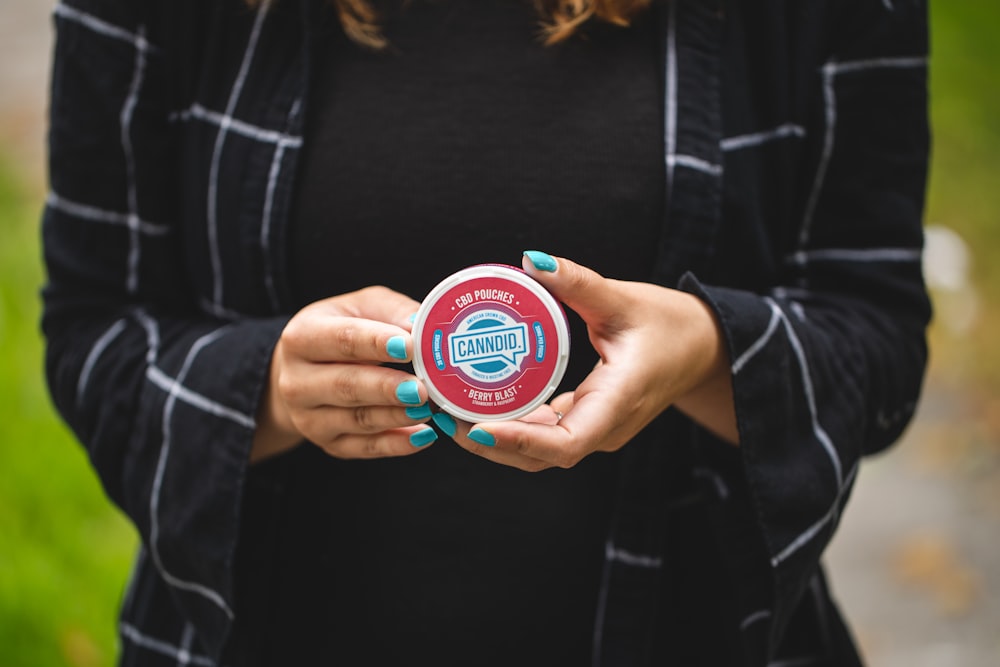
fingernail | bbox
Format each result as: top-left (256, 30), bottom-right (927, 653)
top-left (387, 335), bottom-right (407, 360)
top-left (409, 427), bottom-right (438, 448)
top-left (407, 312), bottom-right (417, 323)
top-left (468, 428), bottom-right (495, 447)
top-left (405, 403), bottom-right (433, 420)
top-left (432, 412), bottom-right (457, 437)
top-left (396, 381), bottom-right (422, 405)
top-left (523, 250), bottom-right (557, 273)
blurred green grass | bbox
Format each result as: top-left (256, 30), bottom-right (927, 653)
top-left (0, 163), bottom-right (137, 667)
top-left (924, 2), bottom-right (1000, 395)
top-left (0, 3), bottom-right (997, 666)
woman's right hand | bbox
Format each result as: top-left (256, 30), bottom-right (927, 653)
top-left (251, 286), bottom-right (437, 463)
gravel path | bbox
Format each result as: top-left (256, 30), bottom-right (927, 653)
top-left (826, 383), bottom-right (1000, 666)
top-left (3, 2), bottom-right (997, 665)
top-left (0, 0), bottom-right (52, 188)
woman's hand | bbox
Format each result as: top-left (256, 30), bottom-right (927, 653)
top-left (252, 286), bottom-right (437, 463)
top-left (448, 252), bottom-right (738, 472)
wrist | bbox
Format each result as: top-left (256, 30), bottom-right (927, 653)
top-left (671, 292), bottom-right (739, 444)
top-left (250, 347), bottom-right (302, 463)
top-left (674, 291), bottom-right (729, 392)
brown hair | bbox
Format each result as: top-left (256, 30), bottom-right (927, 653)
top-left (249, 0), bottom-right (654, 50)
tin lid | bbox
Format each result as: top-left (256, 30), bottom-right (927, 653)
top-left (412, 264), bottom-right (570, 423)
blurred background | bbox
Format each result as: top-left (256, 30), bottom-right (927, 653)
top-left (1, 2), bottom-right (997, 666)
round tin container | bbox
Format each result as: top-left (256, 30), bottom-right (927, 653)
top-left (412, 264), bottom-right (570, 423)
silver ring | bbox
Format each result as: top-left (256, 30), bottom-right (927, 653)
top-left (554, 411), bottom-right (564, 423)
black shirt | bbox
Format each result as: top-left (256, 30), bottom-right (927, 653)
top-left (285, 1), bottom-right (662, 663)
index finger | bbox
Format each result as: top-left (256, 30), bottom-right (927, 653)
top-left (282, 314), bottom-right (414, 364)
top-left (468, 390), bottom-right (622, 469)
top-left (331, 285), bottom-right (421, 330)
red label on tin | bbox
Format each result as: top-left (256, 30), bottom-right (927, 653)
top-left (419, 272), bottom-right (563, 417)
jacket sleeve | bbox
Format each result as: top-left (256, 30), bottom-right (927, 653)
top-left (680, 0), bottom-right (931, 651)
top-left (41, 0), bottom-right (286, 656)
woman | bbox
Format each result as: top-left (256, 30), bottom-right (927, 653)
top-left (42, 0), bottom-right (931, 664)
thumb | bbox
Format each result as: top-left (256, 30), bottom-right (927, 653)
top-left (521, 251), bottom-right (625, 326)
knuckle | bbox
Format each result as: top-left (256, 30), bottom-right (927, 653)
top-left (330, 370), bottom-right (361, 405)
top-left (369, 330), bottom-right (386, 359)
top-left (275, 372), bottom-right (299, 403)
top-left (511, 432), bottom-right (532, 456)
top-left (280, 319), bottom-right (307, 351)
top-left (567, 265), bottom-right (595, 293)
top-left (360, 435), bottom-right (385, 458)
top-left (334, 322), bottom-right (360, 358)
top-left (351, 405), bottom-right (379, 432)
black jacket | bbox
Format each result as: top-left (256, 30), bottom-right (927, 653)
top-left (42, 0), bottom-right (931, 664)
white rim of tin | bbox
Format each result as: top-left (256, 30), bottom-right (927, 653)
top-left (411, 264), bottom-right (570, 423)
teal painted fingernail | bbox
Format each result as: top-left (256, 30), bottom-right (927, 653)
top-left (468, 428), bottom-right (495, 447)
top-left (409, 427), bottom-right (438, 448)
top-left (405, 403), bottom-right (433, 420)
top-left (407, 312), bottom-right (417, 323)
top-left (396, 380), bottom-right (421, 405)
top-left (387, 336), bottom-right (407, 360)
top-left (523, 250), bottom-right (557, 272)
top-left (432, 412), bottom-right (457, 438)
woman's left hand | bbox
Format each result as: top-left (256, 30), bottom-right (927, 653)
top-left (448, 252), bottom-right (738, 472)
